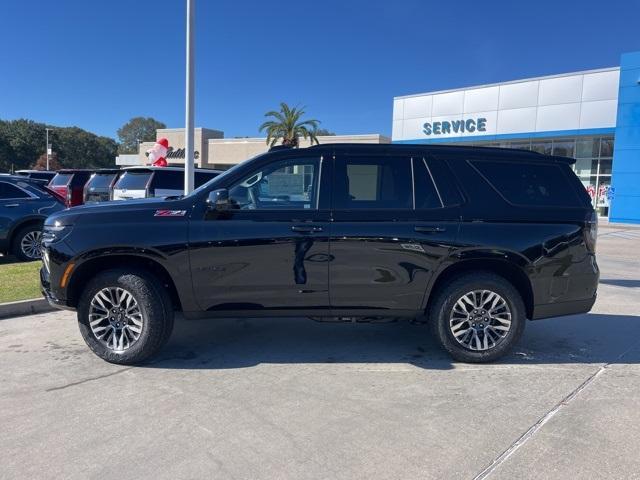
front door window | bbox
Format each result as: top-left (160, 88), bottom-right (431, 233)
top-left (228, 158), bottom-right (319, 210)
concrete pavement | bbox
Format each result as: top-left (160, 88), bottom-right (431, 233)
top-left (0, 226), bottom-right (639, 480)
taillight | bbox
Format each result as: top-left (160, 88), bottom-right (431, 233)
top-left (585, 210), bottom-right (598, 253)
top-left (66, 188), bottom-right (72, 207)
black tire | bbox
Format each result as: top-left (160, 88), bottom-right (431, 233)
top-left (77, 269), bottom-right (174, 365)
top-left (428, 272), bottom-right (525, 363)
top-left (12, 224), bottom-right (43, 262)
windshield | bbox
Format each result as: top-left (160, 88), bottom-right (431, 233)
top-left (114, 171), bottom-right (152, 190)
top-left (188, 157), bottom-right (259, 197)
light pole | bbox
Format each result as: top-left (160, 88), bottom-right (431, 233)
top-left (184, 0), bottom-right (195, 194)
top-left (45, 128), bottom-right (53, 170)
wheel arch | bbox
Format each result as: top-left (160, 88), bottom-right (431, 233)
top-left (425, 257), bottom-right (535, 319)
top-left (66, 254), bottom-right (183, 312)
top-left (8, 216), bottom-right (45, 244)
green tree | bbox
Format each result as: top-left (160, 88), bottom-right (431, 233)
top-left (0, 118), bottom-right (119, 171)
top-left (117, 117), bottom-right (166, 154)
top-left (259, 103), bottom-right (320, 148)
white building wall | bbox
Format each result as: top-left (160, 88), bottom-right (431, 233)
top-left (392, 68), bottom-right (620, 142)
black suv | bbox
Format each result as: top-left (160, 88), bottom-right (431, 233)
top-left (1, 175), bottom-right (64, 261)
top-left (40, 144), bottom-right (599, 364)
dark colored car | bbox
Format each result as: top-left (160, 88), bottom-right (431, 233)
top-left (1, 176), bottom-right (65, 261)
top-left (48, 169), bottom-right (93, 207)
top-left (41, 144), bottom-right (599, 365)
top-left (15, 170), bottom-right (58, 184)
top-left (111, 166), bottom-right (221, 201)
top-left (83, 169), bottom-right (121, 204)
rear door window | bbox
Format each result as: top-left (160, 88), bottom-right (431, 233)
top-left (334, 156), bottom-right (412, 209)
top-left (470, 160), bottom-right (583, 207)
top-left (0, 182), bottom-right (31, 199)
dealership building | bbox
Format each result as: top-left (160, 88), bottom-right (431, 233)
top-left (392, 51), bottom-right (640, 223)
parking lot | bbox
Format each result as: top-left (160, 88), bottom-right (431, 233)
top-left (1, 225), bottom-right (639, 480)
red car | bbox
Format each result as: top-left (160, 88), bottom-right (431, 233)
top-left (48, 170), bottom-right (93, 207)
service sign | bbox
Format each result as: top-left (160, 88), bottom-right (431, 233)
top-left (423, 117), bottom-right (487, 136)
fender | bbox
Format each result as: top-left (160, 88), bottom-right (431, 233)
top-left (6, 214), bottom-right (46, 243)
top-left (63, 247), bottom-right (199, 312)
top-left (420, 248), bottom-right (534, 312)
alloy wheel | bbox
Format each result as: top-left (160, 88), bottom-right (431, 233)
top-left (449, 290), bottom-right (512, 351)
top-left (88, 287), bottom-right (143, 352)
top-left (20, 230), bottom-right (42, 260)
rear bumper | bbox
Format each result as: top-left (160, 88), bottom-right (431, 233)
top-left (531, 294), bottom-right (597, 320)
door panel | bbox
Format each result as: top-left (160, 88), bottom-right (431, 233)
top-left (329, 154), bottom-right (460, 313)
top-left (188, 155), bottom-right (331, 313)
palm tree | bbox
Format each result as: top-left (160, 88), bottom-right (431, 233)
top-left (259, 103), bottom-right (320, 148)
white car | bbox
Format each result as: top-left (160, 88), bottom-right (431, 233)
top-left (111, 166), bottom-right (222, 201)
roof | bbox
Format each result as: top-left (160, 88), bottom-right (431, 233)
top-left (306, 143), bottom-right (575, 164)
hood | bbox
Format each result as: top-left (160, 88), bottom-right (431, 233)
top-left (45, 196), bottom-right (192, 227)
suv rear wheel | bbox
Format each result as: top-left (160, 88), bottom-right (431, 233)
top-left (77, 269), bottom-right (174, 365)
top-left (12, 224), bottom-right (43, 261)
top-left (429, 273), bottom-right (525, 363)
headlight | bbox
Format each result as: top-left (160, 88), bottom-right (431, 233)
top-left (42, 221), bottom-right (74, 244)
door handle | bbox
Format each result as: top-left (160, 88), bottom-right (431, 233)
top-left (3, 204), bottom-right (19, 208)
top-left (291, 225), bottom-right (323, 233)
top-left (414, 225), bottom-right (446, 233)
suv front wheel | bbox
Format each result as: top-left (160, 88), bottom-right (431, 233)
top-left (429, 273), bottom-right (525, 363)
top-left (77, 269), bottom-right (174, 365)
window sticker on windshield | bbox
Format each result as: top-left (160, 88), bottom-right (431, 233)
top-left (154, 210), bottom-right (187, 217)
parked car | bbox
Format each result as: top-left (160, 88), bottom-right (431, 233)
top-left (1, 176), bottom-right (65, 261)
top-left (83, 169), bottom-right (121, 204)
top-left (48, 169), bottom-right (93, 207)
top-left (15, 170), bottom-right (58, 184)
top-left (111, 166), bottom-right (221, 201)
top-left (41, 144), bottom-right (599, 365)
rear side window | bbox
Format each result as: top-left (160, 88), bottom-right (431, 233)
top-left (471, 160), bottom-right (583, 207)
top-left (335, 156), bottom-right (412, 209)
top-left (115, 172), bottom-right (152, 190)
top-left (412, 158), bottom-right (441, 209)
top-left (0, 182), bottom-right (31, 199)
top-left (50, 173), bottom-right (72, 186)
top-left (429, 158), bottom-right (464, 206)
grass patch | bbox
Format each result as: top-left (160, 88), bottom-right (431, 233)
top-left (0, 260), bottom-right (42, 303)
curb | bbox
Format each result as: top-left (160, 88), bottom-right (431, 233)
top-left (0, 298), bottom-right (55, 319)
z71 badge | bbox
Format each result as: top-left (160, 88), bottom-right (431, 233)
top-left (154, 210), bottom-right (187, 217)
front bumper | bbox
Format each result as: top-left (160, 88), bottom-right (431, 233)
top-left (40, 267), bottom-right (74, 311)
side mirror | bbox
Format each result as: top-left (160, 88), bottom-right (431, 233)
top-left (206, 188), bottom-right (230, 211)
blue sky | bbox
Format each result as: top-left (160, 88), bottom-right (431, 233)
top-left (1, 0), bottom-right (638, 140)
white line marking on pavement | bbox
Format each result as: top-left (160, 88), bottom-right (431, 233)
top-left (472, 339), bottom-right (640, 480)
